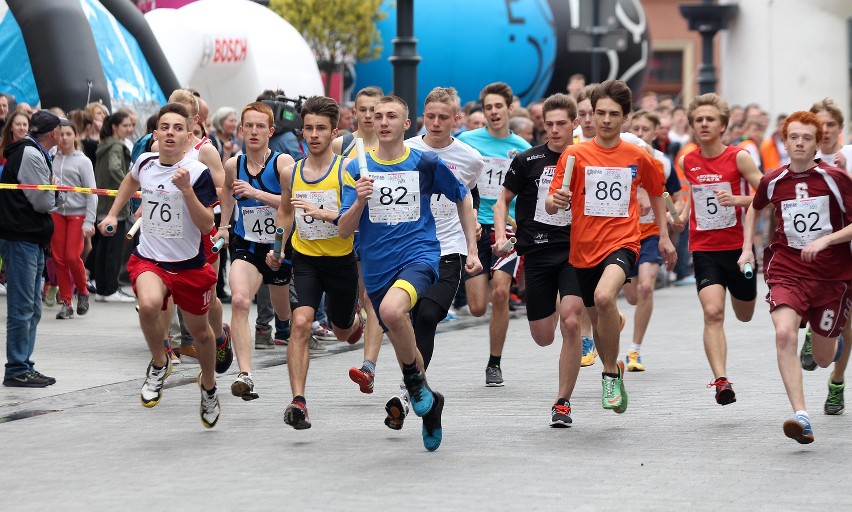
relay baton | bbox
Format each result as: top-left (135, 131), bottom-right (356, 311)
top-left (125, 218), bottom-right (142, 240)
top-left (663, 192), bottom-right (679, 218)
top-left (272, 227), bottom-right (285, 259)
top-left (211, 238), bottom-right (226, 254)
top-left (559, 155), bottom-right (575, 213)
top-left (743, 263), bottom-right (754, 279)
top-left (104, 223), bottom-right (116, 234)
top-left (500, 237), bottom-right (518, 252)
top-left (355, 137), bottom-right (371, 200)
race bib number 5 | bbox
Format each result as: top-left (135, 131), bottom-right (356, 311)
top-left (692, 182), bottom-right (736, 231)
top-left (781, 195), bottom-right (833, 249)
top-left (241, 205), bottom-right (277, 244)
top-left (143, 188), bottom-right (183, 239)
top-left (583, 166), bottom-right (631, 218)
top-left (368, 171), bottom-right (420, 224)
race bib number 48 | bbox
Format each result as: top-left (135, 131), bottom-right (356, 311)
top-left (241, 205), bottom-right (277, 244)
top-left (583, 166), bottom-right (631, 218)
top-left (368, 171), bottom-right (420, 224)
top-left (143, 188), bottom-right (183, 239)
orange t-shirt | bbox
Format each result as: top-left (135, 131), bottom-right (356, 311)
top-left (550, 139), bottom-right (663, 268)
top-left (638, 158), bottom-right (666, 239)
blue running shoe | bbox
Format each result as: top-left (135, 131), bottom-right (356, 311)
top-left (581, 336), bottom-right (597, 367)
top-left (404, 371), bottom-right (435, 417)
top-left (422, 392), bottom-right (444, 451)
top-left (783, 414), bottom-right (814, 444)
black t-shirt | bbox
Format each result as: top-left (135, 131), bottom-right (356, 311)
top-left (502, 143), bottom-right (570, 255)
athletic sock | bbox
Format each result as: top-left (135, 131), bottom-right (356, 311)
top-left (629, 343), bottom-right (641, 353)
top-left (795, 409), bottom-right (809, 419)
top-left (602, 372), bottom-right (619, 379)
top-left (402, 361), bottom-right (419, 377)
top-left (294, 395), bottom-right (306, 404)
top-left (487, 355), bottom-right (501, 368)
top-left (361, 359), bottom-right (376, 375)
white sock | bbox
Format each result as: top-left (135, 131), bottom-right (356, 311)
top-left (795, 410), bottom-right (809, 419)
top-left (629, 343), bottom-right (641, 354)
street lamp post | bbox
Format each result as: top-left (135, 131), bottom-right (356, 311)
top-left (679, 0), bottom-right (738, 94)
top-left (390, 0), bottom-right (420, 138)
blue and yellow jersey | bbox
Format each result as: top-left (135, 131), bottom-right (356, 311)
top-left (291, 154), bottom-right (354, 257)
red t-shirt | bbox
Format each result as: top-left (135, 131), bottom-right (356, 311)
top-left (683, 145), bottom-right (750, 251)
top-left (753, 161), bottom-right (852, 281)
top-left (550, 139), bottom-right (662, 268)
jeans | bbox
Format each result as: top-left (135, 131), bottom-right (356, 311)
top-left (255, 283), bottom-right (290, 339)
top-left (93, 219), bottom-right (126, 296)
top-left (0, 239), bottom-right (45, 378)
top-left (675, 226), bottom-right (692, 280)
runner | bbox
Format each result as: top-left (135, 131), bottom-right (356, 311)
top-left (495, 92), bottom-right (585, 426)
top-left (679, 93), bottom-right (762, 405)
top-left (98, 103), bottom-right (221, 428)
top-left (267, 96), bottom-right (363, 428)
top-left (337, 95), bottom-right (481, 451)
top-left (458, 82), bottom-right (530, 386)
top-left (374, 86), bottom-right (483, 430)
top-left (738, 110), bottom-right (852, 443)
top-left (622, 109), bottom-right (685, 371)
top-left (546, 80), bottom-right (676, 415)
top-left (333, 86), bottom-right (385, 381)
top-left (218, 102), bottom-right (295, 400)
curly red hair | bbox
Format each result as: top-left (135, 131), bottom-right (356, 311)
top-left (782, 111), bottom-right (824, 142)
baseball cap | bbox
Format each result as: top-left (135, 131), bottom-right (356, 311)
top-left (29, 110), bottom-right (61, 135)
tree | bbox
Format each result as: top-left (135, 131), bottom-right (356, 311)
top-left (270, 0), bottom-right (387, 96)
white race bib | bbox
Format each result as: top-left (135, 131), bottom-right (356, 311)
top-left (143, 188), bottom-right (183, 239)
top-left (782, 195), bottom-right (833, 249)
top-left (583, 166), bottom-right (631, 218)
top-left (430, 193), bottom-right (456, 220)
top-left (534, 165), bottom-right (570, 226)
top-left (368, 171), bottom-right (420, 224)
top-left (692, 183), bottom-right (736, 231)
top-left (241, 205), bottom-right (277, 243)
top-left (479, 157), bottom-right (510, 199)
top-left (294, 189), bottom-right (339, 240)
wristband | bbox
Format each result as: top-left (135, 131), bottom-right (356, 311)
top-left (218, 225), bottom-right (231, 229)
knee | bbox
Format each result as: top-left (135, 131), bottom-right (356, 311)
top-left (378, 302), bottom-right (407, 328)
top-left (491, 284), bottom-right (509, 306)
top-left (468, 301), bottom-right (487, 317)
top-left (230, 293), bottom-right (252, 314)
top-left (637, 281), bottom-right (654, 301)
top-left (137, 300), bottom-right (163, 321)
top-left (703, 306), bottom-right (725, 325)
top-left (415, 302), bottom-right (444, 329)
top-left (593, 291), bottom-right (616, 312)
top-left (291, 312), bottom-right (312, 337)
top-left (774, 326), bottom-right (798, 352)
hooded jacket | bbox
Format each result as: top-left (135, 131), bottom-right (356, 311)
top-left (94, 136), bottom-right (131, 219)
top-left (0, 137), bottom-right (58, 244)
top-left (54, 149), bottom-right (98, 230)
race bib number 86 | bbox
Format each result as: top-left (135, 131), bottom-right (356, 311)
top-left (583, 166), bottom-right (631, 218)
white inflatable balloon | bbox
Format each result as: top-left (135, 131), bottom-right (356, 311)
top-left (145, 0), bottom-right (324, 109)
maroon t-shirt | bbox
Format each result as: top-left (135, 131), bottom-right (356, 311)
top-left (753, 160), bottom-right (852, 281)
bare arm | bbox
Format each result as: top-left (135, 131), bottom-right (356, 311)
top-left (98, 173), bottom-right (140, 235)
top-left (456, 194), bottom-right (483, 275)
top-left (173, 166), bottom-right (214, 232)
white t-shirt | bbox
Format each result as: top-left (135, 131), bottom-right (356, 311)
top-left (131, 153), bottom-right (218, 264)
top-left (405, 135), bottom-right (483, 255)
top-left (816, 145), bottom-right (852, 174)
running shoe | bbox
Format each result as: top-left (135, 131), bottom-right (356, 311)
top-left (140, 357), bottom-right (172, 408)
top-left (76, 293), bottom-right (90, 316)
top-left (273, 336), bottom-right (289, 346)
top-left (404, 371), bottom-right (435, 417)
top-left (198, 372), bottom-right (220, 428)
top-left (231, 372), bottom-right (259, 401)
top-left (800, 328), bottom-right (816, 371)
top-left (215, 323), bottom-right (233, 374)
top-left (179, 343), bottom-right (199, 364)
top-left (625, 351), bottom-right (645, 372)
top-left (825, 378), bottom-right (845, 415)
top-left (348, 366), bottom-right (374, 394)
top-left (580, 336), bottom-right (597, 367)
top-left (485, 366), bottom-right (504, 387)
top-left (346, 315), bottom-right (364, 345)
top-left (56, 301), bottom-right (74, 320)
top-left (422, 392), bottom-right (445, 451)
top-left (708, 377), bottom-right (736, 405)
top-left (283, 400), bottom-right (312, 429)
top-left (31, 370), bottom-right (56, 386)
top-left (782, 414), bottom-right (814, 444)
top-left (308, 336), bottom-right (328, 353)
top-left (255, 327), bottom-right (274, 350)
top-left (384, 383), bottom-right (410, 430)
top-left (311, 321), bottom-right (337, 341)
top-left (550, 402), bottom-right (572, 428)
top-left (602, 365), bottom-right (627, 412)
